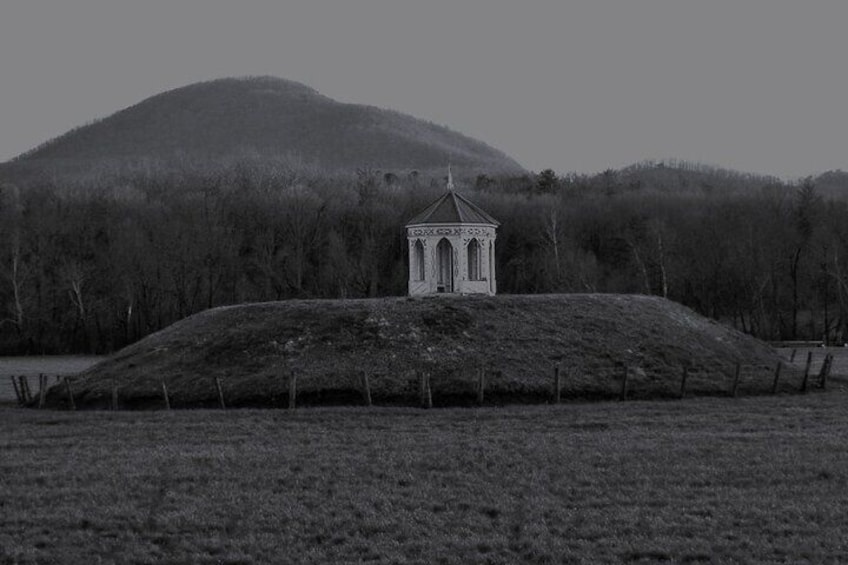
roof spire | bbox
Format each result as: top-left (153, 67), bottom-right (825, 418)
top-left (447, 163), bottom-right (455, 191)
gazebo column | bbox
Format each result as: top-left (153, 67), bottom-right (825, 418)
top-left (454, 235), bottom-right (464, 293)
top-left (430, 242), bottom-right (439, 293)
top-left (407, 239), bottom-right (415, 294)
top-left (452, 235), bottom-right (464, 293)
top-left (489, 239), bottom-right (497, 295)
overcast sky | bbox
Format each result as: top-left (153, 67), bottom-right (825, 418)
top-left (1, 0), bottom-right (846, 178)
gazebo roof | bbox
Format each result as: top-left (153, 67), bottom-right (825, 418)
top-left (405, 191), bottom-right (500, 226)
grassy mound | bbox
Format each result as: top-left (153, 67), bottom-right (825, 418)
top-left (45, 294), bottom-right (792, 409)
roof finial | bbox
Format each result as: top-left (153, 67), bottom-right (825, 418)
top-left (447, 163), bottom-right (455, 191)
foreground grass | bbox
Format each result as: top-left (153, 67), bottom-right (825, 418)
top-left (3, 394), bottom-right (848, 564)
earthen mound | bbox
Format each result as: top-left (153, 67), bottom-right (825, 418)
top-left (45, 294), bottom-right (791, 409)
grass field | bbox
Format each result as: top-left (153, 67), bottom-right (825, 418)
top-left (4, 389), bottom-right (848, 564)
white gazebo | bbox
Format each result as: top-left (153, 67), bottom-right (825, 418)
top-left (405, 170), bottom-right (499, 295)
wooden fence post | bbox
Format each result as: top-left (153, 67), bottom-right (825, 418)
top-left (801, 351), bottom-right (813, 393)
top-left (361, 371), bottom-right (372, 407)
top-left (679, 366), bottom-right (688, 399)
top-left (731, 363), bottom-right (742, 398)
top-left (554, 364), bottom-right (562, 404)
top-left (825, 353), bottom-right (833, 389)
top-left (477, 366), bottom-right (485, 406)
top-left (619, 365), bottom-right (629, 401)
top-left (819, 354), bottom-right (833, 389)
top-left (19, 376), bottom-right (32, 403)
top-left (418, 370), bottom-right (425, 408)
top-left (771, 362), bottom-right (782, 395)
top-left (161, 380), bottom-right (171, 410)
top-left (11, 376), bottom-right (22, 405)
top-left (64, 377), bottom-right (76, 411)
top-left (111, 386), bottom-right (118, 410)
top-left (288, 370), bottom-right (297, 410)
top-left (38, 374), bottom-right (47, 409)
top-left (418, 370), bottom-right (432, 409)
top-left (215, 377), bottom-right (226, 409)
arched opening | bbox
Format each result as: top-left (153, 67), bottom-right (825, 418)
top-left (414, 240), bottom-right (425, 281)
top-left (436, 238), bottom-right (453, 293)
top-left (467, 238), bottom-right (481, 281)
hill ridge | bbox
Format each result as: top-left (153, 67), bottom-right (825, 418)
top-left (9, 76), bottom-right (524, 175)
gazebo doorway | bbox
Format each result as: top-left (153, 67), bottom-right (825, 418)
top-left (436, 238), bottom-right (454, 293)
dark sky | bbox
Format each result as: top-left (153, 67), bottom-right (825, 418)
top-left (1, 0), bottom-right (846, 178)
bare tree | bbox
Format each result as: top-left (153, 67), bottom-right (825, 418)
top-left (0, 184), bottom-right (27, 339)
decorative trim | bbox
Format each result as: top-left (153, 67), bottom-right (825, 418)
top-left (407, 225), bottom-right (496, 238)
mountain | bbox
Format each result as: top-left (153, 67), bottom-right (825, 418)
top-left (6, 76), bottom-right (525, 176)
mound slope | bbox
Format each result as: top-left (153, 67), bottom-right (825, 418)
top-left (45, 294), bottom-right (792, 409)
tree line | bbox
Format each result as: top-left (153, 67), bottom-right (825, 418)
top-left (1, 160), bottom-right (847, 354)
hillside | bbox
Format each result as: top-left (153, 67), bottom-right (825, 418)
top-left (606, 161), bottom-right (848, 199)
top-left (43, 294), bottom-right (793, 409)
top-left (4, 76), bottom-right (524, 177)
top-left (614, 160), bottom-right (783, 194)
top-left (813, 169), bottom-right (848, 196)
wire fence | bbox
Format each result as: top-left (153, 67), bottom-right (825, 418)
top-left (5, 347), bottom-right (839, 411)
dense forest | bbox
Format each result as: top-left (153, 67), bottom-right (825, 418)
top-left (1, 159), bottom-right (848, 354)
